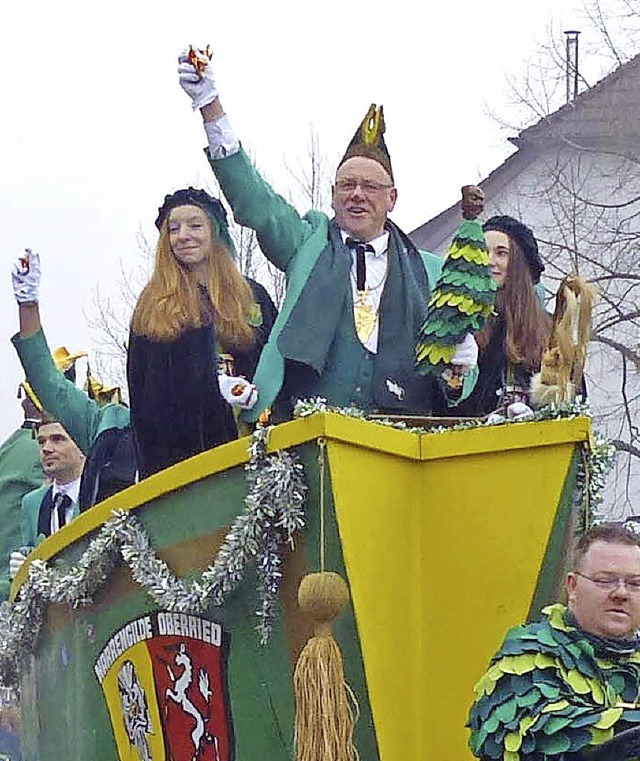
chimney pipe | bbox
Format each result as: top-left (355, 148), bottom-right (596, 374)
top-left (564, 30), bottom-right (581, 103)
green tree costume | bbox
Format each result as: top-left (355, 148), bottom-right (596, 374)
top-left (469, 603), bottom-right (640, 760)
top-left (0, 423), bottom-right (44, 599)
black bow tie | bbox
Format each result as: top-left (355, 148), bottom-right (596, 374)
top-left (345, 238), bottom-right (374, 290)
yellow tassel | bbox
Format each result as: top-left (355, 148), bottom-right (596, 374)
top-left (293, 572), bottom-right (359, 761)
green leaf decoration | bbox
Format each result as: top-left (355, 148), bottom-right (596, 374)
top-left (566, 670), bottom-right (592, 695)
top-left (415, 215), bottom-right (496, 375)
top-left (468, 604), bottom-right (640, 761)
top-left (608, 674), bottom-right (626, 694)
top-left (534, 653), bottom-right (556, 669)
top-left (453, 219), bottom-right (487, 245)
top-left (589, 726), bottom-right (614, 745)
top-left (483, 712), bottom-right (502, 734)
top-left (541, 699), bottom-right (570, 713)
top-left (538, 682), bottom-right (562, 699)
top-left (495, 699), bottom-right (519, 724)
top-left (542, 715), bottom-right (574, 734)
top-left (535, 629), bottom-right (558, 647)
top-left (504, 731), bottom-right (522, 752)
top-left (544, 603), bottom-right (574, 631)
top-left (571, 711), bottom-right (606, 728)
top-left (519, 688), bottom-right (542, 708)
top-left (537, 732), bottom-right (572, 754)
top-left (593, 706), bottom-right (623, 729)
top-left (589, 680), bottom-right (605, 705)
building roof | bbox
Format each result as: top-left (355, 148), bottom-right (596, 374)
top-left (410, 51), bottom-right (640, 252)
top-left (514, 51), bottom-right (640, 149)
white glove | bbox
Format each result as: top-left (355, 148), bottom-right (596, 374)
top-left (450, 333), bottom-right (479, 369)
top-left (218, 375), bottom-right (258, 410)
top-left (178, 48), bottom-right (218, 110)
top-left (9, 550), bottom-right (27, 580)
top-left (507, 402), bottom-right (534, 420)
top-left (11, 248), bottom-right (41, 303)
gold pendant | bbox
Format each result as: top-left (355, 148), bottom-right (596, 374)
top-left (354, 291), bottom-right (376, 343)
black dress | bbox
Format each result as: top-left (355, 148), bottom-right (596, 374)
top-left (127, 278), bottom-right (277, 478)
top-left (456, 317), bottom-right (535, 418)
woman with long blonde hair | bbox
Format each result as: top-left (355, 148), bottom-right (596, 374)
top-left (128, 187), bottom-right (277, 477)
top-left (457, 215), bottom-right (552, 417)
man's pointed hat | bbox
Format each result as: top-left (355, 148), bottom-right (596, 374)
top-left (338, 104), bottom-right (394, 182)
top-left (85, 364), bottom-right (123, 407)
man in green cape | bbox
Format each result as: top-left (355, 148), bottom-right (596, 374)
top-left (469, 523), bottom-right (640, 761)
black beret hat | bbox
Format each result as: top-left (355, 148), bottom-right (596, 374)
top-left (483, 215), bottom-right (545, 284)
top-left (155, 187), bottom-right (228, 232)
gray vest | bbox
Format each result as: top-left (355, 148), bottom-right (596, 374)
top-left (299, 290), bottom-right (377, 409)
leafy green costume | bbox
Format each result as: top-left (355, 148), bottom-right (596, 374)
top-left (469, 604), bottom-right (640, 760)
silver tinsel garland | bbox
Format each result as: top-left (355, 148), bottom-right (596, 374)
top-left (0, 425), bottom-right (307, 688)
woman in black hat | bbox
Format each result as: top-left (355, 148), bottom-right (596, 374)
top-left (127, 188), bottom-right (277, 477)
top-left (456, 215), bottom-right (552, 417)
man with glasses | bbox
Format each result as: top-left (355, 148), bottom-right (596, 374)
top-left (469, 523), bottom-right (640, 761)
top-left (178, 50), bottom-right (478, 422)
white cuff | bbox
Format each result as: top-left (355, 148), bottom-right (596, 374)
top-left (204, 115), bottom-right (240, 159)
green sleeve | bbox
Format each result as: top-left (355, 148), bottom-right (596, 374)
top-left (20, 492), bottom-right (39, 548)
top-left (0, 429), bottom-right (43, 600)
top-left (207, 146), bottom-right (313, 271)
top-left (12, 330), bottom-right (101, 454)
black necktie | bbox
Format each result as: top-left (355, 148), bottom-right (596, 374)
top-left (53, 493), bottom-right (72, 530)
top-left (346, 237), bottom-right (375, 291)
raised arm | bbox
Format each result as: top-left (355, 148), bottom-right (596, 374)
top-left (177, 48), bottom-right (314, 270)
top-left (11, 250), bottom-right (107, 454)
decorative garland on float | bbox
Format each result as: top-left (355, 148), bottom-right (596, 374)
top-left (295, 397), bottom-right (616, 524)
top-left (0, 425), bottom-right (306, 689)
top-left (0, 401), bottom-right (616, 689)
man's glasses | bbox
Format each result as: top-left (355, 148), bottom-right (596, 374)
top-left (334, 179), bottom-right (394, 194)
top-left (574, 570), bottom-right (640, 592)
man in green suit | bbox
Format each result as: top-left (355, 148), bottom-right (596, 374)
top-left (10, 419), bottom-right (85, 578)
top-left (178, 50), bottom-right (478, 423)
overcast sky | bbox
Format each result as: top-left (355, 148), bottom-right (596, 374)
top-left (0, 0), bottom-right (598, 438)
